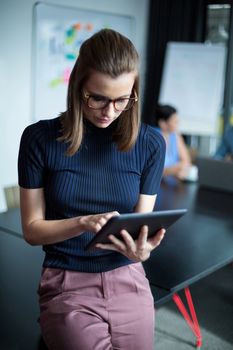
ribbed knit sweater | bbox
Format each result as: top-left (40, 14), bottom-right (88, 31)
top-left (18, 117), bottom-right (165, 272)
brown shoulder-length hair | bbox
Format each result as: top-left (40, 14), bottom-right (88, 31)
top-left (58, 28), bottom-right (140, 156)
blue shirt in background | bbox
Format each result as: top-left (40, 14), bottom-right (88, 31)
top-left (155, 128), bottom-right (179, 167)
top-left (214, 126), bottom-right (233, 159)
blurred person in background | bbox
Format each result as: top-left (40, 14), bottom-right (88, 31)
top-left (214, 125), bottom-right (233, 161)
top-left (152, 104), bottom-right (197, 182)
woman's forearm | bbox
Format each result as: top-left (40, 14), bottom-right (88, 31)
top-left (22, 216), bottom-right (85, 246)
top-left (22, 211), bottom-right (119, 246)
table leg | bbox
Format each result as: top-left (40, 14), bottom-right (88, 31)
top-left (172, 287), bottom-right (202, 348)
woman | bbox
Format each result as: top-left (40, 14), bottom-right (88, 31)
top-left (18, 29), bottom-right (166, 350)
top-left (153, 104), bottom-right (192, 180)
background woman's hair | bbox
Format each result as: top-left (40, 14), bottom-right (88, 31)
top-left (153, 104), bottom-right (177, 127)
top-left (59, 29), bottom-right (140, 155)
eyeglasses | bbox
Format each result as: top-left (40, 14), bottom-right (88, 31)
top-left (83, 91), bottom-right (138, 111)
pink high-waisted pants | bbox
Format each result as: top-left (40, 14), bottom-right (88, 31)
top-left (38, 263), bottom-right (155, 350)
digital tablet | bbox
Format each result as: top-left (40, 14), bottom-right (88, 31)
top-left (85, 209), bottom-right (187, 250)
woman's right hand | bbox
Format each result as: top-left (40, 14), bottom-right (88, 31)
top-left (176, 163), bottom-right (189, 180)
top-left (78, 211), bottom-right (120, 233)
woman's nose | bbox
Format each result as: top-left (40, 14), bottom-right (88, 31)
top-left (102, 101), bottom-right (117, 115)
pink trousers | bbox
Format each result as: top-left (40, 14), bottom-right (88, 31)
top-left (38, 263), bottom-right (155, 350)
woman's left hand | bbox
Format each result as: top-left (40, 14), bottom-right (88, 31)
top-left (95, 226), bottom-right (166, 262)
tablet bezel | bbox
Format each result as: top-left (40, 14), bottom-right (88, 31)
top-left (85, 209), bottom-right (187, 250)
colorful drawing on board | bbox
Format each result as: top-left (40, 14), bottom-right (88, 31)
top-left (34, 3), bottom-right (134, 122)
top-left (50, 67), bottom-right (72, 87)
top-left (48, 21), bottom-right (97, 88)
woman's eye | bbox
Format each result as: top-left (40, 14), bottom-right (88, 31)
top-left (116, 98), bottom-right (126, 103)
top-left (92, 96), bottom-right (106, 102)
top-left (117, 99), bottom-right (127, 104)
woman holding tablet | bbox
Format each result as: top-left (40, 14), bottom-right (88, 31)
top-left (18, 29), bottom-right (166, 350)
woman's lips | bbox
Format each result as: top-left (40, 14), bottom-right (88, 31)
top-left (96, 117), bottom-right (112, 124)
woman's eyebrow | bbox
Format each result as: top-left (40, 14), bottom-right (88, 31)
top-left (87, 92), bottom-right (131, 99)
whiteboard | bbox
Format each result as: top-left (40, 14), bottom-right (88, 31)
top-left (159, 42), bottom-right (226, 136)
top-left (33, 2), bottom-right (135, 121)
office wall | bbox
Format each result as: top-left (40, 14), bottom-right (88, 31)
top-left (0, 0), bottom-right (149, 212)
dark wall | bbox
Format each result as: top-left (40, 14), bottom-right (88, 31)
top-left (142, 0), bottom-right (206, 124)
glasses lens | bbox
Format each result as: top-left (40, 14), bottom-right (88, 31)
top-left (115, 98), bottom-right (136, 111)
top-left (114, 98), bottom-right (130, 111)
top-left (88, 96), bottom-right (108, 109)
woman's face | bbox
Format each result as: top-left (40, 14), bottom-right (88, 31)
top-left (160, 113), bottom-right (179, 133)
top-left (82, 70), bottom-right (136, 128)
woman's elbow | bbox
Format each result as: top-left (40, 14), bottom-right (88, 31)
top-left (22, 226), bottom-right (39, 246)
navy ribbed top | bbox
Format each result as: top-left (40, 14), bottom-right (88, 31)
top-left (18, 117), bottom-right (165, 272)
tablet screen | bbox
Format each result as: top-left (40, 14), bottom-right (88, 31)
top-left (85, 209), bottom-right (187, 250)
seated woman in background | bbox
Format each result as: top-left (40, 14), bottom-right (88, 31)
top-left (153, 104), bottom-right (195, 181)
top-left (214, 125), bottom-right (233, 161)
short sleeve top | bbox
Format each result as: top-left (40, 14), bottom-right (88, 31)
top-left (18, 117), bottom-right (166, 272)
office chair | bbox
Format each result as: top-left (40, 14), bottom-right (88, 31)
top-left (4, 185), bottom-right (20, 209)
